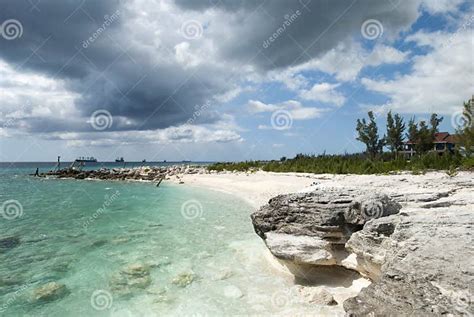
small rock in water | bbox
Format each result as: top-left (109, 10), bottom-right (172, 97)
top-left (0, 236), bottom-right (20, 250)
top-left (111, 237), bottom-right (130, 245)
top-left (310, 289), bottom-right (338, 306)
top-left (33, 282), bottom-right (69, 302)
top-left (122, 263), bottom-right (150, 277)
top-left (171, 272), bottom-right (196, 287)
top-left (223, 285), bottom-right (243, 299)
top-left (212, 269), bottom-right (233, 281)
top-left (110, 263), bottom-right (152, 294)
top-left (90, 239), bottom-right (108, 248)
top-left (0, 276), bottom-right (24, 287)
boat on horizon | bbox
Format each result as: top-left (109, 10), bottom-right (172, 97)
top-left (115, 157), bottom-right (125, 163)
top-left (75, 157), bottom-right (98, 163)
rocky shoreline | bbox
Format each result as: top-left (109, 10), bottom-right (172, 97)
top-left (38, 165), bottom-right (211, 183)
top-left (251, 173), bottom-right (474, 316)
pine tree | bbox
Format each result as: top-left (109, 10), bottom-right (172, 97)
top-left (430, 113), bottom-right (443, 135)
top-left (386, 111), bottom-right (405, 154)
top-left (456, 98), bottom-right (474, 157)
top-left (356, 111), bottom-right (385, 158)
top-left (407, 117), bottom-right (418, 143)
top-left (417, 120), bottom-right (434, 153)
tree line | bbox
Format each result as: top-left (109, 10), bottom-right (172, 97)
top-left (356, 97), bottom-right (473, 158)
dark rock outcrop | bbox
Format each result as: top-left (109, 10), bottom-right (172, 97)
top-left (0, 236), bottom-right (20, 250)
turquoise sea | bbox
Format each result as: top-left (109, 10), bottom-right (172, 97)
top-left (0, 163), bottom-right (324, 316)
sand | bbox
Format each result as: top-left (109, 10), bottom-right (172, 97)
top-left (174, 171), bottom-right (316, 208)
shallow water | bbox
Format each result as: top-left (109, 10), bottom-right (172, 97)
top-left (0, 165), bottom-right (343, 316)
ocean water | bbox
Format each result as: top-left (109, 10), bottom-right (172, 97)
top-left (0, 164), bottom-right (339, 316)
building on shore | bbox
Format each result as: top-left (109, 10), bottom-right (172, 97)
top-left (401, 132), bottom-right (458, 158)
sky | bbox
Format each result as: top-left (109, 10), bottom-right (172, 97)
top-left (0, 0), bottom-right (473, 162)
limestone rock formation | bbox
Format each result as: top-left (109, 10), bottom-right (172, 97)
top-left (251, 189), bottom-right (402, 271)
top-left (251, 180), bottom-right (474, 316)
top-left (343, 207), bottom-right (474, 316)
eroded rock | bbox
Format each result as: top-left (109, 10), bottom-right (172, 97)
top-left (251, 189), bottom-right (401, 272)
top-left (343, 207), bottom-right (474, 316)
top-left (252, 183), bottom-right (474, 316)
top-left (310, 289), bottom-right (337, 306)
top-left (32, 282), bottom-right (69, 302)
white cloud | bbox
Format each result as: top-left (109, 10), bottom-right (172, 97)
top-left (361, 29), bottom-right (473, 114)
top-left (53, 123), bottom-right (243, 147)
top-left (247, 100), bottom-right (279, 113)
top-left (248, 99), bottom-right (327, 120)
top-left (0, 60), bottom-right (80, 129)
top-left (270, 42), bottom-right (409, 86)
top-left (422, 0), bottom-right (464, 14)
top-left (299, 83), bottom-right (346, 107)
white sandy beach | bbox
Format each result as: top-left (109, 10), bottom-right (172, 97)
top-left (175, 171), bottom-right (316, 208)
top-left (174, 170), bottom-right (474, 210)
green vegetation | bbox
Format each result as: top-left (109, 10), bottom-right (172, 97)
top-left (208, 152), bottom-right (468, 174)
top-left (456, 99), bottom-right (474, 157)
top-left (356, 111), bottom-right (385, 158)
top-left (208, 97), bottom-right (474, 175)
top-left (386, 111), bottom-right (405, 154)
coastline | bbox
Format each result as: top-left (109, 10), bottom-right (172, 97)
top-left (169, 170), bottom-right (474, 315)
top-left (170, 171), bottom-right (317, 208)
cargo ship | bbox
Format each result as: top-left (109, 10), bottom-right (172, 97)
top-left (75, 157), bottom-right (98, 163)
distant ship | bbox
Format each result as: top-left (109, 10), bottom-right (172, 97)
top-left (115, 157), bottom-right (125, 163)
top-left (142, 159), bottom-right (146, 163)
top-left (75, 157), bottom-right (97, 163)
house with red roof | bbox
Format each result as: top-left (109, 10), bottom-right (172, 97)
top-left (402, 132), bottom-right (458, 157)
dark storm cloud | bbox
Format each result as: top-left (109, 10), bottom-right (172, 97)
top-left (0, 0), bottom-right (423, 135)
top-left (175, 0), bottom-right (422, 69)
top-left (0, 0), bottom-right (225, 133)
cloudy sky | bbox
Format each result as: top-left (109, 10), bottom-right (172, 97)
top-left (0, 0), bottom-right (472, 162)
